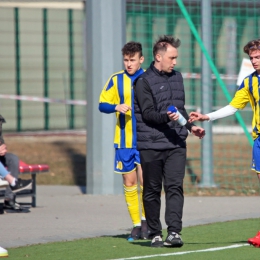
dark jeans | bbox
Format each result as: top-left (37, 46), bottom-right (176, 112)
top-left (140, 147), bottom-right (186, 238)
top-left (0, 153), bottom-right (19, 200)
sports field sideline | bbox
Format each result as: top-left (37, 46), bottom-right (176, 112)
top-left (1, 185), bottom-right (259, 249)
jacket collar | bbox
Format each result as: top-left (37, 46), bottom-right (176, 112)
top-left (124, 67), bottom-right (144, 79)
top-left (150, 61), bottom-right (174, 77)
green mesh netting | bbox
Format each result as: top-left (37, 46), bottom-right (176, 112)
top-left (127, 0), bottom-right (260, 195)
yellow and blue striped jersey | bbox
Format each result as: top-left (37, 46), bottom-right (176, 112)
top-left (230, 71), bottom-right (260, 140)
top-left (99, 68), bottom-right (144, 148)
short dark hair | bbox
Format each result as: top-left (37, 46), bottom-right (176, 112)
top-left (121, 41), bottom-right (143, 57)
top-left (243, 39), bottom-right (260, 54)
top-left (153, 35), bottom-right (181, 57)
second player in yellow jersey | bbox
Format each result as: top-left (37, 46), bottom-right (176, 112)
top-left (99, 41), bottom-right (147, 241)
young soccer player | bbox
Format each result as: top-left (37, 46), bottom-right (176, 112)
top-left (99, 41), bottom-right (148, 241)
top-left (189, 38), bottom-right (260, 247)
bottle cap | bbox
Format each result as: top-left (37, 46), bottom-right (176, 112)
top-left (167, 105), bottom-right (177, 113)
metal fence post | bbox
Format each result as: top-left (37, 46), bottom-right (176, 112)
top-left (14, 7), bottom-right (21, 132)
top-left (85, 0), bottom-right (126, 194)
top-left (68, 9), bottom-right (74, 129)
top-left (200, 0), bottom-right (216, 187)
top-left (43, 9), bottom-right (49, 130)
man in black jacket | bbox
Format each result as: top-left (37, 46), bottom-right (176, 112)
top-left (134, 35), bottom-right (205, 248)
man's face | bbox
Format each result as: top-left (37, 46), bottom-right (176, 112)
top-left (249, 49), bottom-right (260, 73)
top-left (123, 52), bottom-right (144, 75)
top-left (156, 45), bottom-right (178, 73)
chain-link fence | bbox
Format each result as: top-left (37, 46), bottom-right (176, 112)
top-left (0, 0), bottom-right (259, 194)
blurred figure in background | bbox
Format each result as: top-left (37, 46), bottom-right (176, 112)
top-left (0, 115), bottom-right (32, 212)
top-left (0, 160), bottom-right (33, 258)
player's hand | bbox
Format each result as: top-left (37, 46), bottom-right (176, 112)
top-left (167, 111), bottom-right (179, 121)
top-left (191, 126), bottom-right (205, 139)
top-left (0, 144), bottom-right (7, 156)
top-left (189, 112), bottom-right (209, 122)
top-left (115, 104), bottom-right (132, 114)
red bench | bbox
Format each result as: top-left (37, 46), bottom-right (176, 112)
top-left (0, 161), bottom-right (49, 208)
top-left (19, 160), bottom-right (49, 174)
top-left (0, 160), bottom-right (49, 213)
top-left (18, 161), bottom-right (49, 207)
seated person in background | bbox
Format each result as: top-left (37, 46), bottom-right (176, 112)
top-left (0, 164), bottom-right (10, 258)
top-left (0, 160), bottom-right (31, 258)
top-left (0, 115), bottom-right (32, 211)
top-left (0, 161), bottom-right (31, 191)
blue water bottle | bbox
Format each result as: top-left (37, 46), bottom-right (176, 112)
top-left (167, 105), bottom-right (187, 126)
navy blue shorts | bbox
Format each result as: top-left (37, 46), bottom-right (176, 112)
top-left (252, 136), bottom-right (260, 173)
top-left (114, 148), bottom-right (140, 174)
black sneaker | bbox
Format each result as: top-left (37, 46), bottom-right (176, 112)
top-left (4, 197), bottom-right (23, 211)
top-left (10, 179), bottom-right (32, 193)
top-left (140, 220), bottom-right (149, 240)
top-left (163, 232), bottom-right (184, 247)
top-left (127, 226), bottom-right (141, 241)
top-left (151, 235), bottom-right (163, 247)
top-left (0, 203), bottom-right (4, 214)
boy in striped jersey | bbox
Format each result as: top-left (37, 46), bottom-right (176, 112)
top-left (189, 38), bottom-right (260, 247)
top-left (99, 42), bottom-right (147, 241)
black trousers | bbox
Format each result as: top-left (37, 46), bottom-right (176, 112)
top-left (140, 147), bottom-right (186, 237)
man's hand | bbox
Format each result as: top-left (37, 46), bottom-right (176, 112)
top-left (115, 104), bottom-right (132, 114)
top-left (191, 126), bottom-right (205, 139)
top-left (189, 112), bottom-right (209, 122)
top-left (0, 144), bottom-right (7, 156)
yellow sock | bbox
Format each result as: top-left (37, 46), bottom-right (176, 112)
top-left (140, 185), bottom-right (146, 219)
top-left (124, 184), bottom-right (141, 226)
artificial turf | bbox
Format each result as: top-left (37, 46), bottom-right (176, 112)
top-left (8, 218), bottom-right (260, 260)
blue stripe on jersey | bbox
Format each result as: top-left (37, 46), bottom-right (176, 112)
top-left (238, 81), bottom-right (245, 90)
top-left (249, 74), bottom-right (253, 94)
top-left (131, 77), bottom-right (137, 147)
top-left (106, 79), bottom-right (114, 91)
top-left (258, 75), bottom-right (260, 109)
top-left (131, 84), bottom-right (137, 148)
top-left (117, 73), bottom-right (125, 148)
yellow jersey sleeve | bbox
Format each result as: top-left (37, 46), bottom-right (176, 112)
top-left (230, 79), bottom-right (250, 109)
top-left (99, 76), bottom-right (117, 104)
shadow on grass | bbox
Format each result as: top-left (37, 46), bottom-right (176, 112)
top-left (112, 234), bottom-right (129, 240)
top-left (110, 234), bottom-right (152, 247)
top-left (110, 233), bottom-right (249, 249)
top-left (183, 242), bottom-right (241, 245)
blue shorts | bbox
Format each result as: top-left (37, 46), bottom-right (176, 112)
top-left (114, 148), bottom-right (140, 174)
top-left (252, 136), bottom-right (260, 173)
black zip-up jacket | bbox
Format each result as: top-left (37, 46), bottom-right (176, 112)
top-left (134, 62), bottom-right (194, 150)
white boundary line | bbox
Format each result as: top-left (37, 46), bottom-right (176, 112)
top-left (108, 244), bottom-right (249, 260)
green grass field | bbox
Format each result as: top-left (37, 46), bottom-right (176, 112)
top-left (8, 218), bottom-right (260, 260)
